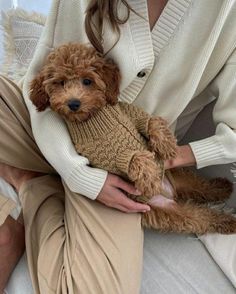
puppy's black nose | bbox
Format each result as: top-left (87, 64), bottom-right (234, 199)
top-left (67, 99), bottom-right (81, 111)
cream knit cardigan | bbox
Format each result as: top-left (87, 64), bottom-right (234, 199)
top-left (23, 0), bottom-right (236, 200)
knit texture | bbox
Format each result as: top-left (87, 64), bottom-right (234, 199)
top-left (66, 102), bottom-right (164, 180)
top-left (23, 0), bottom-right (236, 199)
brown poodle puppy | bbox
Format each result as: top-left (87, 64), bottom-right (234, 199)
top-left (30, 43), bottom-right (236, 235)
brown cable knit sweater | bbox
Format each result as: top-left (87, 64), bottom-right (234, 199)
top-left (66, 102), bottom-right (165, 193)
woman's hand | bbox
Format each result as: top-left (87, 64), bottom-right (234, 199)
top-left (97, 173), bottom-right (151, 213)
top-left (164, 145), bottom-right (196, 169)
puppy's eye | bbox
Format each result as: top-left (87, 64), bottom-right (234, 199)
top-left (82, 79), bottom-right (92, 86)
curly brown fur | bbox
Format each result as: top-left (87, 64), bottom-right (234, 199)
top-left (148, 117), bottom-right (177, 160)
top-left (171, 168), bottom-right (233, 204)
top-left (30, 43), bottom-right (121, 121)
top-left (142, 202), bottom-right (236, 235)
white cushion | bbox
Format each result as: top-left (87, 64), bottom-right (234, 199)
top-left (0, 8), bottom-right (45, 82)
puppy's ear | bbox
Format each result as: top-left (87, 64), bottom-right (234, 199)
top-left (102, 59), bottom-right (121, 105)
top-left (29, 73), bottom-right (50, 111)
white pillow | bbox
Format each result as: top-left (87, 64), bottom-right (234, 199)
top-left (0, 8), bottom-right (46, 82)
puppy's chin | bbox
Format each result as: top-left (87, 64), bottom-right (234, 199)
top-left (50, 98), bottom-right (107, 122)
top-left (55, 107), bottom-right (102, 123)
top-left (65, 111), bottom-right (91, 122)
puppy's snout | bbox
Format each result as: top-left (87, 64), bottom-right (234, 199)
top-left (67, 99), bottom-right (81, 111)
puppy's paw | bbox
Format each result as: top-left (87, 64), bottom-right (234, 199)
top-left (128, 150), bottom-right (163, 197)
top-left (148, 117), bottom-right (177, 160)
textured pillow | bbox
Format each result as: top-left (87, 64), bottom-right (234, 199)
top-left (0, 8), bottom-right (46, 82)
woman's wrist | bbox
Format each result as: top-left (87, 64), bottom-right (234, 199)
top-left (164, 145), bottom-right (196, 169)
top-left (67, 165), bottom-right (108, 200)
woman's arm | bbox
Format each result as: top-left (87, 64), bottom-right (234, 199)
top-left (168, 49), bottom-right (236, 170)
top-left (189, 49), bottom-right (236, 169)
top-left (27, 106), bottom-right (151, 211)
top-left (20, 0), bottom-right (150, 211)
top-left (164, 145), bottom-right (196, 169)
top-left (29, 107), bottom-right (108, 199)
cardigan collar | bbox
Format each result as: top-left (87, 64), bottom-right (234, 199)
top-left (117, 0), bottom-right (192, 103)
top-left (128, 0), bottom-right (193, 61)
top-left (151, 0), bottom-right (193, 58)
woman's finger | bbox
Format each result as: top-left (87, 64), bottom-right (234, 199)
top-left (112, 175), bottom-right (141, 195)
top-left (164, 159), bottom-right (173, 169)
top-left (115, 191), bottom-right (150, 212)
top-left (110, 203), bottom-right (129, 213)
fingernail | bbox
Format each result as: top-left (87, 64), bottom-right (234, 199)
top-left (143, 209), bottom-right (150, 213)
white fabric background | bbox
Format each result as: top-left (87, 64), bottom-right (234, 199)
top-left (0, 0), bottom-right (51, 60)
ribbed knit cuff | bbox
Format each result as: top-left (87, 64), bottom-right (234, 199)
top-left (116, 150), bottom-right (138, 176)
top-left (136, 117), bottom-right (150, 137)
top-left (189, 136), bottom-right (225, 169)
top-left (67, 165), bottom-right (108, 200)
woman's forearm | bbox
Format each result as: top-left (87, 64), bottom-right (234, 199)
top-left (30, 108), bottom-right (108, 199)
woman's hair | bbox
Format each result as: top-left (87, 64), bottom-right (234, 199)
top-left (85, 0), bottom-right (134, 54)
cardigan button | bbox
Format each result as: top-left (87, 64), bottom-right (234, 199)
top-left (137, 70), bottom-right (146, 78)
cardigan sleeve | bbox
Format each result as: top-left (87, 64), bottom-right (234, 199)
top-left (24, 105), bottom-right (108, 200)
top-left (189, 49), bottom-right (236, 169)
top-left (22, 0), bottom-right (108, 200)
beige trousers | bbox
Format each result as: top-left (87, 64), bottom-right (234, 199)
top-left (0, 75), bottom-right (143, 294)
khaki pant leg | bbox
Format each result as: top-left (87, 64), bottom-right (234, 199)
top-left (19, 176), bottom-right (66, 294)
top-left (63, 182), bottom-right (144, 294)
top-left (19, 176), bottom-right (143, 294)
top-left (0, 75), bottom-right (144, 293)
top-left (0, 74), bottom-right (54, 173)
top-left (0, 75), bottom-right (54, 224)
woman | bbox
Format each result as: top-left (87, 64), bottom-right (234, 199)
top-left (1, 0), bottom-right (236, 293)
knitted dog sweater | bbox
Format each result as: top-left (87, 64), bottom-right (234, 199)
top-left (66, 102), bottom-right (164, 183)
